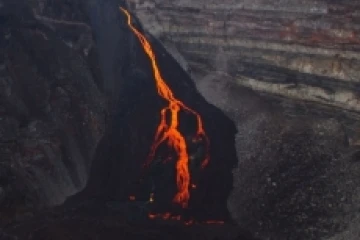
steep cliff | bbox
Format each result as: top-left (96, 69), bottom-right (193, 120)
top-left (130, 0), bottom-right (360, 145)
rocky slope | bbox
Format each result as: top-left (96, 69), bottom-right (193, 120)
top-left (200, 77), bottom-right (360, 240)
top-left (129, 0), bottom-right (360, 145)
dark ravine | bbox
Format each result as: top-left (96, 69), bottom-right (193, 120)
top-left (0, 0), bottom-right (359, 240)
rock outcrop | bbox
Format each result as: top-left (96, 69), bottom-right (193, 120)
top-left (62, 0), bottom-right (238, 222)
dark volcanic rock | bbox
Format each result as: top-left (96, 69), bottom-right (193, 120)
top-left (0, 0), bottom-right (243, 239)
top-left (0, 1), bottom-right (107, 224)
top-left (67, 0), bottom-right (238, 221)
top-left (3, 204), bottom-right (258, 240)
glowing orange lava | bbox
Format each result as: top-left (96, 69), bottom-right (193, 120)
top-left (119, 7), bottom-right (209, 208)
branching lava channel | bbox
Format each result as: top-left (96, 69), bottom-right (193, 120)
top-left (119, 7), bottom-right (209, 208)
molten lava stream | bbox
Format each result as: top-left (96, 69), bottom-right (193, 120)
top-left (119, 7), bottom-right (209, 208)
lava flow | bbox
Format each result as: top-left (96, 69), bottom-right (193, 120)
top-left (119, 7), bottom-right (209, 208)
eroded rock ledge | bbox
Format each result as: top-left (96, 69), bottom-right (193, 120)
top-left (130, 0), bottom-right (360, 145)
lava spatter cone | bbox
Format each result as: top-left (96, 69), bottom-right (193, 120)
top-left (68, 6), bottom-right (238, 221)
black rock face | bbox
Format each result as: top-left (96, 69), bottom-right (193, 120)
top-left (68, 0), bottom-right (238, 221)
top-left (0, 0), bottom-right (107, 224)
